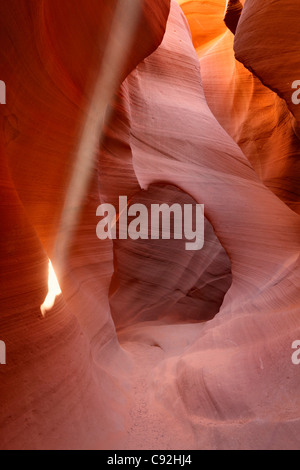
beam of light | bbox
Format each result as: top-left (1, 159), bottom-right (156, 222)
top-left (40, 260), bottom-right (62, 316)
top-left (51, 0), bottom-right (141, 281)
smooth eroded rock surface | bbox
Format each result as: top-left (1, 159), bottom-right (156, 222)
top-left (0, 0), bottom-right (299, 450)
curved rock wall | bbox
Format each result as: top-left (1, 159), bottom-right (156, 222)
top-left (0, 0), bottom-right (299, 450)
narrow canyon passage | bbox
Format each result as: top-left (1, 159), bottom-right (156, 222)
top-left (99, 1), bottom-right (300, 450)
top-left (0, 0), bottom-right (300, 450)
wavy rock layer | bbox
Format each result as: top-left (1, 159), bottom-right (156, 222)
top-left (109, 184), bottom-right (232, 329)
top-left (181, 0), bottom-right (300, 214)
top-left (224, 0), bottom-right (243, 34)
top-left (234, 0), bottom-right (300, 127)
top-left (0, 0), bottom-right (299, 451)
top-left (0, 0), bottom-right (171, 450)
top-left (106, 1), bottom-right (300, 449)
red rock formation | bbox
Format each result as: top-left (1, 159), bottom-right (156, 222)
top-left (0, 0), bottom-right (171, 450)
top-left (109, 184), bottom-right (232, 329)
top-left (0, 0), bottom-right (170, 252)
top-left (0, 0), bottom-right (299, 451)
top-left (224, 0), bottom-right (243, 34)
top-left (181, 0), bottom-right (300, 213)
top-left (115, 1), bottom-right (300, 449)
top-left (234, 0), bottom-right (300, 128)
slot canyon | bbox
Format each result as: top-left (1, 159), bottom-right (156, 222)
top-left (0, 0), bottom-right (300, 450)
